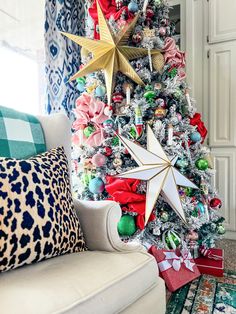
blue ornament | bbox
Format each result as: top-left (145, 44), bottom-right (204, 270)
top-left (195, 202), bottom-right (205, 215)
top-left (88, 178), bottom-right (105, 194)
top-left (103, 119), bottom-right (114, 129)
top-left (77, 82), bottom-right (85, 92)
top-left (95, 85), bottom-right (106, 97)
top-left (190, 131), bottom-right (201, 143)
top-left (128, 1), bottom-right (139, 13)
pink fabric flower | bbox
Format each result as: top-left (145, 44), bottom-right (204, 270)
top-left (163, 37), bottom-right (186, 69)
top-left (72, 93), bottom-right (109, 147)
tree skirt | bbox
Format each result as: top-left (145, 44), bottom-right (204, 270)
top-left (166, 271), bottom-right (236, 314)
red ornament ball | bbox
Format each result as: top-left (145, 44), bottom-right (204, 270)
top-left (104, 147), bottom-right (112, 156)
top-left (210, 198), bottom-right (222, 209)
top-left (112, 92), bottom-right (123, 104)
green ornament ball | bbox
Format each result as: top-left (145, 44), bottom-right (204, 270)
top-left (174, 88), bottom-right (182, 99)
top-left (185, 187), bottom-right (194, 197)
top-left (195, 158), bottom-right (209, 171)
top-left (118, 215), bottom-right (136, 236)
top-left (112, 136), bottom-right (119, 146)
top-left (216, 224), bottom-right (226, 235)
top-left (84, 125), bottom-right (96, 138)
top-left (165, 231), bottom-right (181, 249)
top-left (154, 0), bottom-right (162, 6)
top-left (76, 77), bottom-right (86, 84)
top-left (160, 211), bottom-right (169, 222)
top-left (144, 90), bottom-right (155, 100)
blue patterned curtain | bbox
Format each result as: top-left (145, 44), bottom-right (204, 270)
top-left (45, 0), bottom-right (85, 118)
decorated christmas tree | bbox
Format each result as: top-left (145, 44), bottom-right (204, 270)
top-left (64, 0), bottom-right (225, 253)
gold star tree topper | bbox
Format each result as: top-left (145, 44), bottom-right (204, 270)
top-left (61, 1), bottom-right (162, 103)
top-left (116, 125), bottom-right (198, 225)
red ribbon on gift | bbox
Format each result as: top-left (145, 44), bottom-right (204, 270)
top-left (199, 245), bottom-right (223, 261)
top-left (105, 176), bottom-right (155, 230)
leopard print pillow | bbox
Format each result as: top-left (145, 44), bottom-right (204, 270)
top-left (0, 146), bottom-right (86, 272)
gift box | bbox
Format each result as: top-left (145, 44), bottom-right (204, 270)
top-left (194, 248), bottom-right (224, 277)
top-left (149, 246), bottom-right (201, 292)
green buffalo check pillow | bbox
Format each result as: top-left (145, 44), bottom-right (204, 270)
top-left (0, 146), bottom-right (86, 272)
top-left (0, 106), bottom-right (46, 159)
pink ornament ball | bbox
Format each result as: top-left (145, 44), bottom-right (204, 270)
top-left (91, 153), bottom-right (106, 167)
top-left (176, 113), bottom-right (182, 121)
top-left (159, 27), bottom-right (166, 36)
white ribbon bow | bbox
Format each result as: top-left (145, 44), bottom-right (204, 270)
top-left (158, 249), bottom-right (195, 273)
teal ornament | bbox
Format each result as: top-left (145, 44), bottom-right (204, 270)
top-left (76, 77), bottom-right (86, 92)
top-left (128, 1), bottom-right (139, 13)
top-left (103, 119), bottom-right (114, 129)
top-left (118, 215), bottom-right (136, 236)
top-left (195, 158), bottom-right (208, 171)
top-left (176, 157), bottom-right (188, 170)
top-left (190, 131), bottom-right (201, 143)
top-left (84, 126), bottom-right (96, 138)
top-left (195, 202), bottom-right (205, 216)
top-left (95, 85), bottom-right (106, 97)
top-left (77, 82), bottom-right (85, 92)
top-left (88, 177), bottom-right (105, 194)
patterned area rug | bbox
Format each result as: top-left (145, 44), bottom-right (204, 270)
top-left (166, 270), bottom-right (236, 314)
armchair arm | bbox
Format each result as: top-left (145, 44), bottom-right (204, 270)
top-left (73, 199), bottom-right (144, 252)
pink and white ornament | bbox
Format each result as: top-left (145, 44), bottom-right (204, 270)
top-left (91, 153), bottom-right (106, 167)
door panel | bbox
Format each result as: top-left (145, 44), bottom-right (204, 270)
top-left (209, 42), bottom-right (236, 147)
top-left (209, 0), bottom-right (236, 43)
top-left (212, 149), bottom-right (236, 232)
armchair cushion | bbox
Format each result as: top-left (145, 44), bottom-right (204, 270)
top-left (0, 250), bottom-right (163, 314)
top-left (0, 146), bottom-right (86, 273)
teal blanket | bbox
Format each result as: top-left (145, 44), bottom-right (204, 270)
top-left (0, 106), bottom-right (46, 159)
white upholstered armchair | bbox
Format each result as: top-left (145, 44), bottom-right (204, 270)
top-left (0, 113), bottom-right (166, 314)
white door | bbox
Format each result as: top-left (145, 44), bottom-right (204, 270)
top-left (207, 0), bottom-right (236, 239)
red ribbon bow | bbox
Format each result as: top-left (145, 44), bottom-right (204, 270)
top-left (105, 176), bottom-right (155, 230)
top-left (89, 0), bottom-right (134, 39)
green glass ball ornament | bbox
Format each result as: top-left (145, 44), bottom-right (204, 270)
top-left (185, 187), bottom-right (194, 197)
top-left (167, 68), bottom-right (178, 78)
top-left (84, 125), bottom-right (96, 138)
top-left (144, 91), bottom-right (155, 101)
top-left (81, 173), bottom-right (94, 186)
top-left (112, 136), bottom-right (119, 146)
top-left (129, 126), bottom-right (137, 139)
top-left (163, 230), bottom-right (181, 249)
top-left (117, 215), bottom-right (137, 236)
top-left (216, 224), bottom-right (226, 235)
top-left (154, 0), bottom-right (162, 6)
top-left (160, 211), bottom-right (169, 222)
top-left (76, 77), bottom-right (86, 84)
top-left (191, 207), bottom-right (199, 217)
top-left (195, 158), bottom-right (209, 171)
